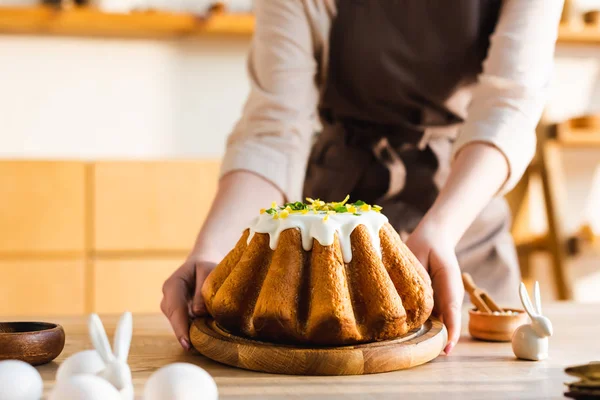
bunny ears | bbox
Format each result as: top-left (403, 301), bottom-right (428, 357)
top-left (88, 312), bottom-right (132, 364)
top-left (519, 282), bottom-right (543, 318)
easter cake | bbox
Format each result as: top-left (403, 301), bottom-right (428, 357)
top-left (201, 197), bottom-right (434, 346)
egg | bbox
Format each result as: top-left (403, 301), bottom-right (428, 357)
top-left (55, 350), bottom-right (105, 382)
top-left (144, 363), bottom-right (218, 400)
top-left (49, 375), bottom-right (120, 400)
top-left (0, 360), bottom-right (43, 400)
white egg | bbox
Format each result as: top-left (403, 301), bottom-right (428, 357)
top-left (0, 360), bottom-right (43, 400)
top-left (144, 363), bottom-right (218, 400)
top-left (49, 375), bottom-right (121, 400)
top-left (56, 350), bottom-right (105, 382)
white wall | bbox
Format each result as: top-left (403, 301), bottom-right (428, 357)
top-left (0, 35), bottom-right (250, 159)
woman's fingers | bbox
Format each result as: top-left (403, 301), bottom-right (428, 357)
top-left (440, 295), bottom-right (462, 354)
top-left (192, 262), bottom-right (214, 316)
top-left (430, 250), bottom-right (464, 355)
top-left (405, 234), bottom-right (430, 273)
top-left (406, 227), bottom-right (463, 353)
top-left (161, 266), bottom-right (194, 351)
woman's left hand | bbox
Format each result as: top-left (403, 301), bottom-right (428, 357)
top-left (405, 220), bottom-right (464, 355)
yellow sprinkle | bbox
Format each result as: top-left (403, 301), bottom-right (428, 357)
top-left (347, 205), bottom-right (357, 213)
top-left (361, 204), bottom-right (371, 212)
top-left (271, 201), bottom-right (277, 209)
top-left (280, 210), bottom-right (289, 219)
top-left (327, 210), bottom-right (335, 215)
top-left (341, 194), bottom-right (350, 205)
top-left (260, 208), bottom-right (266, 214)
top-left (306, 197), bottom-right (315, 204)
top-left (273, 213), bottom-right (279, 220)
top-left (285, 205), bottom-right (292, 212)
top-left (301, 209), bottom-right (308, 215)
top-left (373, 205), bottom-right (382, 213)
top-left (322, 214), bottom-right (329, 222)
top-left (313, 209), bottom-right (318, 214)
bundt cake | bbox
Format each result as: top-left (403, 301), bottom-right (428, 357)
top-left (201, 197), bottom-right (434, 346)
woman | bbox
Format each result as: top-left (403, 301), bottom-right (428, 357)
top-left (161, 0), bottom-right (563, 354)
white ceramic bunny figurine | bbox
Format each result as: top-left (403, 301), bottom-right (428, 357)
top-left (512, 282), bottom-right (553, 361)
top-left (89, 312), bottom-right (134, 400)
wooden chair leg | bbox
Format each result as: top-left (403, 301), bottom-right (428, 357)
top-left (517, 249), bottom-right (531, 284)
top-left (537, 128), bottom-right (573, 300)
top-left (506, 165), bottom-right (536, 284)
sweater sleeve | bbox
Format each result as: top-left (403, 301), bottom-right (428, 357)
top-left (220, 0), bottom-right (320, 201)
top-left (451, 0), bottom-right (564, 194)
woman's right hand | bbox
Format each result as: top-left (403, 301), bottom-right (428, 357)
top-left (160, 258), bottom-right (216, 351)
top-left (160, 171), bottom-right (284, 350)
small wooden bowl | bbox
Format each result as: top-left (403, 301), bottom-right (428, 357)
top-left (0, 322), bottom-right (65, 365)
top-left (468, 308), bottom-right (528, 342)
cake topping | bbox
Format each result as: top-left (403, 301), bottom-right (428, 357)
top-left (247, 197), bottom-right (388, 263)
top-left (260, 196), bottom-right (382, 221)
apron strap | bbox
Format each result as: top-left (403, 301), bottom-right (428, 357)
top-left (372, 137), bottom-right (407, 201)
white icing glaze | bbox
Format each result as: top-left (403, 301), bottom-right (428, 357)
top-left (247, 211), bottom-right (388, 263)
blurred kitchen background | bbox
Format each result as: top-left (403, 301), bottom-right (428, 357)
top-left (1, 0), bottom-right (600, 317)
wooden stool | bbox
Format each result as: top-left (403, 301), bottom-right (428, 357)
top-left (505, 121), bottom-right (572, 300)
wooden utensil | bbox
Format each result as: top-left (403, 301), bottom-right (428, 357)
top-left (190, 317), bottom-right (447, 375)
top-left (0, 322), bottom-right (65, 365)
top-left (462, 273), bottom-right (503, 313)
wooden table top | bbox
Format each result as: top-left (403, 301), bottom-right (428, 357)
top-left (4, 302), bottom-right (598, 400)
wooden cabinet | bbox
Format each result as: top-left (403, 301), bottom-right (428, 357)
top-left (0, 160), bottom-right (220, 316)
top-left (0, 259), bottom-right (85, 316)
top-left (93, 161), bottom-right (220, 252)
top-left (93, 257), bottom-right (183, 314)
top-left (0, 161), bottom-right (86, 254)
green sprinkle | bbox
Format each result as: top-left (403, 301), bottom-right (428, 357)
top-left (263, 196), bottom-right (382, 216)
top-left (286, 201), bottom-right (307, 211)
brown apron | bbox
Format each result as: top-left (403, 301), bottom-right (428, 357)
top-left (303, 0), bottom-right (521, 306)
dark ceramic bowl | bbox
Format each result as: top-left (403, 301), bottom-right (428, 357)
top-left (0, 322), bottom-right (65, 365)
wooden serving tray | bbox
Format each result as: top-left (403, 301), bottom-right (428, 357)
top-left (190, 317), bottom-right (447, 375)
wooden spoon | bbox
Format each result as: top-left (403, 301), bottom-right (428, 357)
top-left (462, 273), bottom-right (503, 313)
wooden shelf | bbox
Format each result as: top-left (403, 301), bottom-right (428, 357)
top-left (556, 131), bottom-right (600, 146)
top-left (558, 23), bottom-right (600, 45)
top-left (556, 117), bottom-right (600, 146)
top-left (0, 10), bottom-right (595, 43)
top-left (0, 6), bottom-right (254, 38)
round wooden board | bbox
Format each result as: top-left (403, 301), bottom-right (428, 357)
top-left (190, 317), bottom-right (447, 376)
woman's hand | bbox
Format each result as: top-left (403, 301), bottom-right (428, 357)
top-left (160, 258), bottom-right (216, 351)
top-left (406, 143), bottom-right (510, 355)
top-left (406, 220), bottom-right (464, 355)
top-left (161, 170), bottom-right (284, 349)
